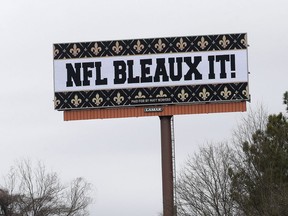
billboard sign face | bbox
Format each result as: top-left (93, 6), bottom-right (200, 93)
top-left (53, 33), bottom-right (249, 111)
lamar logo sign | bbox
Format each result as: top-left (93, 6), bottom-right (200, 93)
top-left (53, 33), bottom-right (249, 111)
top-left (144, 107), bottom-right (163, 112)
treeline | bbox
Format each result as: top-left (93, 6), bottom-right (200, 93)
top-left (176, 91), bottom-right (288, 216)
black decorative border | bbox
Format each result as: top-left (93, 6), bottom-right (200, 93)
top-left (53, 33), bottom-right (247, 60)
top-left (54, 82), bottom-right (249, 111)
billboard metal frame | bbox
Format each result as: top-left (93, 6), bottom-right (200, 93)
top-left (54, 33), bottom-right (249, 112)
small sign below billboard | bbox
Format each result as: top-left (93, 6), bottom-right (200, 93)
top-left (53, 33), bottom-right (249, 111)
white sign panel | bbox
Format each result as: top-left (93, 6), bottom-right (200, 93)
top-left (54, 50), bottom-right (248, 92)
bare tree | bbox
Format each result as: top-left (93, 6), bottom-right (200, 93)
top-left (0, 159), bottom-right (92, 216)
top-left (176, 143), bottom-right (238, 216)
top-left (232, 105), bottom-right (268, 147)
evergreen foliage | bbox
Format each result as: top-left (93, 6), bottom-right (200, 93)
top-left (284, 91), bottom-right (288, 112)
top-left (230, 113), bottom-right (288, 216)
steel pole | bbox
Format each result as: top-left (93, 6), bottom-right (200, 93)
top-left (159, 116), bottom-right (174, 216)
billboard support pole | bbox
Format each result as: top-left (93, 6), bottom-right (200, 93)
top-left (160, 116), bottom-right (174, 216)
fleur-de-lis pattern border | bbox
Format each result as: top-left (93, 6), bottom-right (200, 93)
top-left (54, 33), bottom-right (247, 59)
top-left (54, 82), bottom-right (249, 110)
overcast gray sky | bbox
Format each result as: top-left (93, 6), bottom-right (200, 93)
top-left (0, 0), bottom-right (287, 215)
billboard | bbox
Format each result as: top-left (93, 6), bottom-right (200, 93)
top-left (53, 33), bottom-right (249, 111)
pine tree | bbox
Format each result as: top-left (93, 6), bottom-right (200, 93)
top-left (230, 113), bottom-right (288, 216)
top-left (284, 91), bottom-right (288, 112)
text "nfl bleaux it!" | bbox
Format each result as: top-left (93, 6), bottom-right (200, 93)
top-left (65, 54), bottom-right (237, 87)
